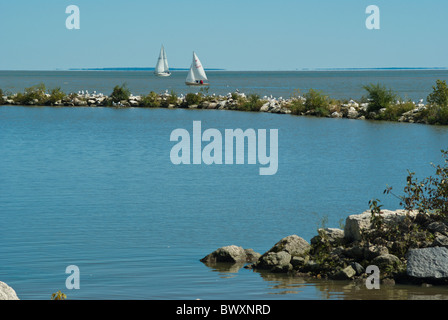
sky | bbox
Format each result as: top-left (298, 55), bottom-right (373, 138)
top-left (0, 0), bottom-right (447, 71)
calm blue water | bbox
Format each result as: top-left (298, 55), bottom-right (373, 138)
top-left (1, 71), bottom-right (448, 300)
top-left (1, 69), bottom-right (448, 101)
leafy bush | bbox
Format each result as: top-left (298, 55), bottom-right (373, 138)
top-left (427, 80), bottom-right (448, 108)
top-left (363, 83), bottom-right (397, 113)
top-left (110, 84), bottom-right (131, 103)
top-left (166, 90), bottom-right (178, 105)
top-left (47, 87), bottom-right (66, 105)
top-left (14, 83), bottom-right (47, 105)
top-left (374, 149), bottom-right (448, 220)
top-left (377, 101), bottom-right (415, 121)
top-left (141, 91), bottom-right (161, 108)
top-left (303, 89), bottom-right (330, 117)
top-left (185, 92), bottom-right (202, 106)
top-left (425, 104), bottom-right (448, 125)
top-left (238, 94), bottom-right (264, 112)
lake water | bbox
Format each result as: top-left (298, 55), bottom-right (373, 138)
top-left (1, 69), bottom-right (448, 102)
top-left (1, 71), bottom-right (448, 300)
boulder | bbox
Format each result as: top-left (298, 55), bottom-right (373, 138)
top-left (371, 254), bottom-right (401, 270)
top-left (406, 247), bottom-right (448, 280)
top-left (256, 251), bottom-right (292, 272)
top-left (331, 111), bottom-right (342, 118)
top-left (347, 107), bottom-right (359, 119)
top-left (311, 228), bottom-right (345, 246)
top-left (344, 209), bottom-right (417, 242)
top-left (0, 282), bottom-right (19, 300)
top-left (266, 235), bottom-right (310, 257)
top-left (333, 265), bottom-right (356, 280)
top-left (200, 245), bottom-right (250, 264)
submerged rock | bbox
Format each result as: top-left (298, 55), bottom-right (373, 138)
top-left (200, 245), bottom-right (260, 264)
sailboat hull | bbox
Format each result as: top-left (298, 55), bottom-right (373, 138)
top-left (155, 72), bottom-right (171, 77)
top-left (185, 82), bottom-right (209, 86)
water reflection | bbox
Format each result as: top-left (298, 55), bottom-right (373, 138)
top-left (202, 262), bottom-right (448, 300)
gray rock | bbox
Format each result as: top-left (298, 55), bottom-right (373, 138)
top-left (200, 245), bottom-right (248, 264)
top-left (371, 254), bottom-right (401, 270)
top-left (407, 247), bottom-right (448, 279)
top-left (244, 248), bottom-right (261, 263)
top-left (333, 266), bottom-right (356, 280)
top-left (364, 245), bottom-right (389, 260)
top-left (311, 228), bottom-right (345, 246)
top-left (266, 235), bottom-right (310, 257)
top-left (0, 282), bottom-right (19, 300)
top-left (432, 233), bottom-right (448, 248)
top-left (347, 107), bottom-right (359, 119)
top-left (256, 251), bottom-right (292, 272)
top-left (428, 222), bottom-right (448, 236)
top-left (331, 111), bottom-right (342, 118)
top-left (344, 209), bottom-right (417, 242)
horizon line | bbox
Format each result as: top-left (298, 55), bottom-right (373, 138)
top-left (1, 67), bottom-right (448, 72)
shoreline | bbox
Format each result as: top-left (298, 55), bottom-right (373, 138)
top-left (1, 86), bottom-right (448, 126)
top-left (201, 208), bottom-right (448, 287)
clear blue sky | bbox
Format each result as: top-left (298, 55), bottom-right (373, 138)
top-left (0, 0), bottom-right (447, 70)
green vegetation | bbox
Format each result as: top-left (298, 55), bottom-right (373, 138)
top-left (2, 79), bottom-right (448, 126)
top-left (363, 83), bottom-right (397, 113)
top-left (422, 80), bottom-right (448, 125)
top-left (289, 88), bottom-right (331, 117)
top-left (238, 94), bottom-right (264, 112)
top-left (367, 149), bottom-right (448, 258)
top-left (185, 92), bottom-right (203, 106)
top-left (13, 83), bottom-right (47, 105)
top-left (110, 83), bottom-right (131, 103)
top-left (140, 91), bottom-right (161, 108)
top-left (163, 90), bottom-right (178, 106)
top-left (376, 101), bottom-right (415, 121)
top-left (427, 80), bottom-right (448, 108)
top-left (47, 87), bottom-right (66, 105)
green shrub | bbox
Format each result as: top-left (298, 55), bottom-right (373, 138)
top-left (425, 104), bottom-right (448, 125)
top-left (167, 90), bottom-right (178, 105)
top-left (363, 83), bottom-right (397, 113)
top-left (110, 84), bottom-right (131, 103)
top-left (185, 92), bottom-right (202, 106)
top-left (141, 91), bottom-right (161, 108)
top-left (427, 80), bottom-right (448, 108)
top-left (47, 87), bottom-right (66, 105)
top-left (14, 83), bottom-right (47, 105)
top-left (303, 89), bottom-right (330, 117)
top-left (377, 101), bottom-right (415, 121)
top-left (238, 94), bottom-right (264, 112)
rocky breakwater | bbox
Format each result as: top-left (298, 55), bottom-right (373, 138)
top-left (201, 209), bottom-right (448, 285)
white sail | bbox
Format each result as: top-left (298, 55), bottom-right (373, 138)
top-left (162, 47), bottom-right (169, 72)
top-left (186, 52), bottom-right (208, 84)
top-left (155, 45), bottom-right (170, 75)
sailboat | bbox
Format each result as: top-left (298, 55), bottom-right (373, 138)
top-left (154, 45), bottom-right (171, 77)
top-left (185, 52), bottom-right (209, 86)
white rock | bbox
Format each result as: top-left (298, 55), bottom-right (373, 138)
top-left (0, 282), bottom-right (19, 300)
